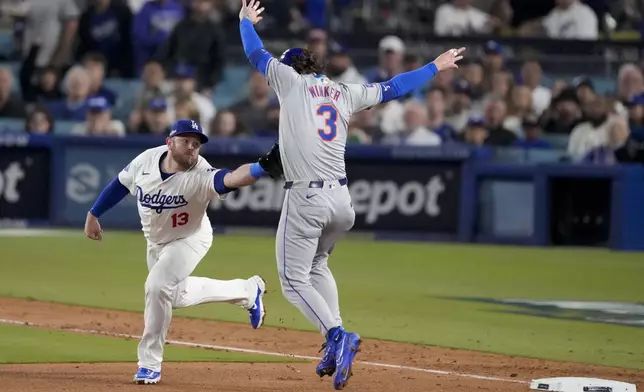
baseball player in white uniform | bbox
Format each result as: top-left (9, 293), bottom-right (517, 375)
top-left (238, 1), bottom-right (465, 389)
top-left (84, 119), bottom-right (284, 385)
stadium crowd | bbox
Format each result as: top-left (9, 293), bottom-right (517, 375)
top-left (1, 0), bottom-right (644, 165)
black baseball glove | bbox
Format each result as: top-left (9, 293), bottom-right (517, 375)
top-left (258, 142), bottom-right (284, 179)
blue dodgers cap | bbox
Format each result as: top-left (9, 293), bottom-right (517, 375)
top-left (169, 119), bottom-right (209, 144)
top-left (467, 115), bottom-right (486, 127)
top-left (147, 97), bottom-right (168, 111)
top-left (454, 79), bottom-right (472, 94)
top-left (174, 62), bottom-right (196, 79)
top-left (87, 95), bottom-right (110, 111)
top-left (484, 40), bottom-right (503, 55)
top-left (628, 93), bottom-right (644, 107)
top-left (329, 41), bottom-right (348, 56)
top-left (279, 48), bottom-right (306, 66)
top-left (571, 75), bottom-right (594, 90)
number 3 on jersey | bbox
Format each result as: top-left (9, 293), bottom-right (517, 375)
top-left (171, 212), bottom-right (189, 228)
top-left (316, 104), bottom-right (338, 142)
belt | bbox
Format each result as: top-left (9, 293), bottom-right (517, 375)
top-left (283, 177), bottom-right (348, 190)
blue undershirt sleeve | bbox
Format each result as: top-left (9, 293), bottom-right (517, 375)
top-left (89, 177), bottom-right (130, 218)
top-left (379, 62), bottom-right (439, 103)
top-left (213, 169), bottom-right (235, 194)
top-left (240, 18), bottom-right (272, 76)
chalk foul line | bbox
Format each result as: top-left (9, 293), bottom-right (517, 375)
top-left (0, 318), bottom-right (527, 384)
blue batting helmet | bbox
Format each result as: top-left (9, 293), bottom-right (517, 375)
top-left (279, 48), bottom-right (306, 66)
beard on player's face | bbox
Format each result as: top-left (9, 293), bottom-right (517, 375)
top-left (169, 137), bottom-right (200, 169)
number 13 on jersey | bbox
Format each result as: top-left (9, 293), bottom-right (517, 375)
top-left (316, 104), bottom-right (338, 142)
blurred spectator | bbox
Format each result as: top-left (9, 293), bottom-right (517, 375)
top-left (460, 116), bottom-right (488, 147)
top-left (130, 60), bottom-right (173, 130)
top-left (71, 95), bottom-right (126, 136)
top-left (544, 0), bottom-right (599, 40)
top-left (551, 79), bottom-right (568, 98)
top-left (25, 106), bottom-right (53, 134)
top-left (132, 0), bottom-right (184, 76)
top-left (377, 99), bottom-right (405, 135)
top-left (231, 70), bottom-right (272, 133)
top-left (76, 0), bottom-right (134, 77)
top-left (616, 63), bottom-right (644, 109)
top-left (6, 0), bottom-right (80, 68)
top-left (157, 0), bottom-right (225, 93)
top-left (627, 94), bottom-right (644, 141)
top-left (19, 42), bottom-right (64, 103)
top-left (0, 68), bottom-right (26, 117)
top-left (488, 0), bottom-right (513, 32)
top-left (210, 109), bottom-right (247, 138)
top-left (610, 0), bottom-right (644, 31)
top-left (46, 65), bottom-right (91, 121)
top-left (504, 85), bottom-right (533, 134)
top-left (568, 95), bottom-right (612, 159)
top-left (365, 36), bottom-right (405, 85)
top-left (382, 100), bottom-right (441, 146)
top-left (482, 41), bottom-right (505, 75)
top-left (166, 63), bottom-right (215, 130)
top-left (542, 87), bottom-right (583, 135)
top-left (463, 61), bottom-right (485, 104)
top-left (135, 98), bottom-right (171, 135)
top-left (82, 52), bottom-right (118, 106)
top-left (488, 71), bottom-right (512, 100)
top-left (446, 80), bottom-right (472, 133)
top-left (174, 97), bottom-right (200, 123)
top-left (404, 54), bottom-right (423, 73)
top-left (483, 95), bottom-right (517, 146)
top-left (512, 115), bottom-right (552, 149)
top-left (348, 109), bottom-right (382, 144)
top-left (434, 0), bottom-right (498, 36)
top-left (431, 67), bottom-right (456, 96)
top-left (307, 29), bottom-right (328, 63)
top-left (519, 0), bottom-right (598, 40)
top-left (424, 87), bottom-right (457, 141)
top-left (136, 60), bottom-right (173, 106)
top-left (520, 60), bottom-right (551, 116)
top-left (255, 100), bottom-right (280, 138)
top-left (326, 44), bottom-right (366, 85)
top-left (583, 117), bottom-right (630, 164)
top-left (571, 76), bottom-right (597, 107)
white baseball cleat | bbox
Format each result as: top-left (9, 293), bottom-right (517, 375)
top-left (248, 275), bottom-right (266, 329)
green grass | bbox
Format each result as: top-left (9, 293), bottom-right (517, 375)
top-left (1, 231), bottom-right (644, 369)
top-left (0, 323), bottom-right (299, 364)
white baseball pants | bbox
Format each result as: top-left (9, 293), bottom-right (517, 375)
top-left (137, 233), bottom-right (257, 371)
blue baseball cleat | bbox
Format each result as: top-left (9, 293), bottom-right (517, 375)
top-left (133, 367), bottom-right (161, 384)
top-left (248, 275), bottom-right (266, 329)
top-left (333, 331), bottom-right (362, 390)
top-left (316, 326), bottom-right (343, 377)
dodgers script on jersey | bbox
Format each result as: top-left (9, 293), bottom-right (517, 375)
top-left (265, 58), bottom-right (383, 181)
top-left (118, 145), bottom-right (226, 244)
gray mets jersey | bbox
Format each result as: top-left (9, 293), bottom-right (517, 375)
top-left (265, 57), bottom-right (385, 336)
top-left (265, 58), bottom-right (383, 181)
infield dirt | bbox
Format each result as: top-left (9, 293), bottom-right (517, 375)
top-left (0, 297), bottom-right (642, 392)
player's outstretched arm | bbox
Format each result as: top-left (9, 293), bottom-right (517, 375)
top-left (378, 47), bottom-right (466, 103)
top-left (217, 142), bottom-right (283, 191)
top-left (84, 177), bottom-right (130, 241)
top-left (221, 163), bottom-right (265, 190)
top-left (238, 0), bottom-right (272, 76)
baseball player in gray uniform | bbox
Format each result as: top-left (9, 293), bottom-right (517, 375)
top-left (239, 1), bottom-right (465, 389)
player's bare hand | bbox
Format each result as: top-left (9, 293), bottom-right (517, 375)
top-left (84, 212), bottom-right (103, 241)
top-left (239, 0), bottom-right (265, 24)
top-left (432, 47), bottom-right (466, 72)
